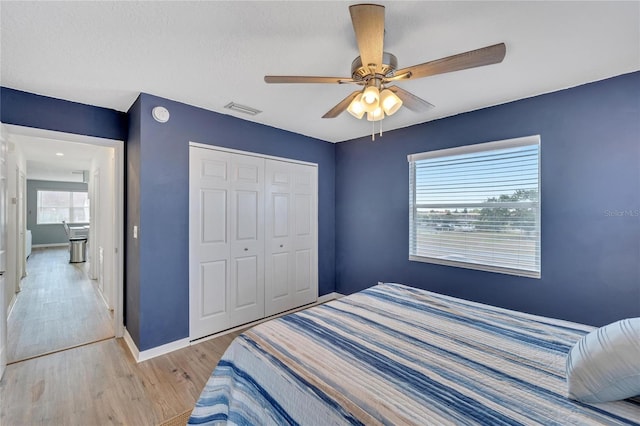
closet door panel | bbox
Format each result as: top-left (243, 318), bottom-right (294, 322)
top-left (271, 253), bottom-right (289, 299)
top-left (191, 146), bottom-right (316, 339)
top-left (265, 160), bottom-right (292, 316)
top-left (200, 260), bottom-right (227, 317)
top-left (273, 194), bottom-right (289, 237)
top-left (190, 148), bottom-right (233, 339)
top-left (228, 154), bottom-right (265, 327)
top-left (234, 255), bottom-right (259, 308)
top-left (201, 189), bottom-right (226, 244)
top-left (294, 194), bottom-right (311, 236)
top-left (295, 249), bottom-right (312, 292)
top-left (236, 190), bottom-right (259, 240)
top-left (291, 163), bottom-right (318, 307)
top-left (265, 160), bottom-right (317, 316)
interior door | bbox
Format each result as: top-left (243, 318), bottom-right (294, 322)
top-left (189, 147), bottom-right (265, 340)
top-left (0, 136), bottom-right (7, 379)
top-left (265, 160), bottom-right (317, 316)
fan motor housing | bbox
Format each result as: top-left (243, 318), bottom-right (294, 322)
top-left (351, 52), bottom-right (398, 81)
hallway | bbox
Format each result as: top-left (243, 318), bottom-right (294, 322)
top-left (7, 246), bottom-right (113, 363)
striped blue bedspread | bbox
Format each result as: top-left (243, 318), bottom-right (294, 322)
top-left (189, 283), bottom-right (640, 425)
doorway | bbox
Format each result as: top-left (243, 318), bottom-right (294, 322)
top-left (0, 124), bottom-right (124, 365)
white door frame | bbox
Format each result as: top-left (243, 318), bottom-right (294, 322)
top-left (1, 124), bottom-right (124, 338)
top-left (90, 169), bottom-right (100, 282)
top-left (16, 170), bottom-right (26, 284)
top-left (0, 130), bottom-right (8, 379)
top-left (188, 142), bottom-right (318, 340)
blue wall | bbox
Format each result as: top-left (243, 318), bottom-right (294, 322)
top-left (26, 179), bottom-right (89, 245)
top-left (128, 93), bottom-right (336, 350)
top-left (335, 71), bottom-right (640, 327)
top-left (1, 87), bottom-right (127, 141)
top-left (4, 71), bottom-right (638, 352)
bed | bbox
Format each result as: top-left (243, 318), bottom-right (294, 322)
top-left (189, 283), bottom-right (640, 425)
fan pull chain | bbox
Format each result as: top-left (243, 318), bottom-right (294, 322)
top-left (370, 119), bottom-right (384, 141)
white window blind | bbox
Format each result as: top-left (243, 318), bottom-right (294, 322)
top-left (37, 190), bottom-right (90, 224)
top-left (408, 135), bottom-right (540, 278)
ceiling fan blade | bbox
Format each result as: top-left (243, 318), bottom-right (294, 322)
top-left (265, 76), bottom-right (355, 84)
top-left (388, 86), bottom-right (434, 112)
top-left (395, 43), bottom-right (506, 80)
top-left (349, 4), bottom-right (385, 74)
top-left (322, 91), bottom-right (361, 118)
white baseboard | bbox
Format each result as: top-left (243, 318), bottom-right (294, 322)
top-left (122, 328), bottom-right (139, 361)
top-left (32, 243), bottom-right (68, 248)
top-left (124, 292), bottom-right (345, 362)
top-left (123, 328), bottom-right (190, 363)
top-left (318, 292), bottom-right (343, 304)
top-left (191, 293), bottom-right (344, 346)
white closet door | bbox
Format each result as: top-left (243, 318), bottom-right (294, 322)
top-left (265, 160), bottom-right (317, 316)
top-left (189, 147), bottom-right (264, 340)
top-left (228, 153), bottom-right (265, 328)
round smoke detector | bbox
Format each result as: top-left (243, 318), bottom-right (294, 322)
top-left (152, 106), bottom-right (170, 123)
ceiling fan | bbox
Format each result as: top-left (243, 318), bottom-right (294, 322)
top-left (265, 3), bottom-right (506, 123)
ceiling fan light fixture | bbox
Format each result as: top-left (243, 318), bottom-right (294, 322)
top-left (361, 86), bottom-right (380, 112)
top-left (347, 93), bottom-right (366, 119)
top-left (379, 89), bottom-right (403, 116)
top-left (263, 3), bottom-right (507, 135)
top-left (366, 106), bottom-right (384, 122)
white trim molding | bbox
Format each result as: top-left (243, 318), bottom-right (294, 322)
top-left (318, 292), bottom-right (343, 304)
top-left (189, 141), bottom-right (317, 167)
top-left (123, 328), bottom-right (190, 363)
top-left (122, 328), bottom-right (139, 361)
top-left (123, 292), bottom-right (344, 362)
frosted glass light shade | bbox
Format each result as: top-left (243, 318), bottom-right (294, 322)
top-left (366, 106), bottom-right (384, 122)
top-left (347, 94), bottom-right (365, 119)
top-left (361, 86), bottom-right (380, 113)
top-left (379, 89), bottom-right (403, 116)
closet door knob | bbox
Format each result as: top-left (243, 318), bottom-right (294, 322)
top-left (244, 248), bottom-right (248, 251)
top-left (279, 244), bottom-right (283, 248)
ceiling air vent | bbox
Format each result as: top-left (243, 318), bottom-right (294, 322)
top-left (224, 102), bottom-right (262, 116)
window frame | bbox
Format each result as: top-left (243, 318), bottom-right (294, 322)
top-left (408, 135), bottom-right (541, 278)
top-left (36, 189), bottom-right (90, 225)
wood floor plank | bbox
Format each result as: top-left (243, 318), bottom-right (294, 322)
top-left (7, 247), bottom-right (114, 363)
top-left (1, 246), bottom-right (245, 425)
top-left (0, 332), bottom-right (242, 425)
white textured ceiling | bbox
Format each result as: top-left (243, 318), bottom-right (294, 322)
top-left (1, 1), bottom-right (639, 143)
top-left (9, 132), bottom-right (111, 182)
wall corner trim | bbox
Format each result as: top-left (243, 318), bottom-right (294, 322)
top-left (123, 328), bottom-right (190, 363)
top-left (122, 327), bottom-right (140, 361)
top-left (122, 328), bottom-right (140, 361)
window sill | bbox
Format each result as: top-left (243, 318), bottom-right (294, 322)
top-left (409, 255), bottom-right (540, 279)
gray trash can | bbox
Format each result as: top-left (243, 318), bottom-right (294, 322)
top-left (69, 238), bottom-right (87, 263)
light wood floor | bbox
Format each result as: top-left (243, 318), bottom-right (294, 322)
top-left (0, 331), bottom-right (241, 425)
top-left (7, 247), bottom-right (114, 363)
top-left (1, 246), bottom-right (243, 425)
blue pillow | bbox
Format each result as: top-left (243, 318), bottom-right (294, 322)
top-left (566, 318), bottom-right (640, 403)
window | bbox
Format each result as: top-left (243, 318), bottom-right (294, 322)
top-left (408, 135), bottom-right (540, 278)
top-left (37, 190), bottom-right (90, 224)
